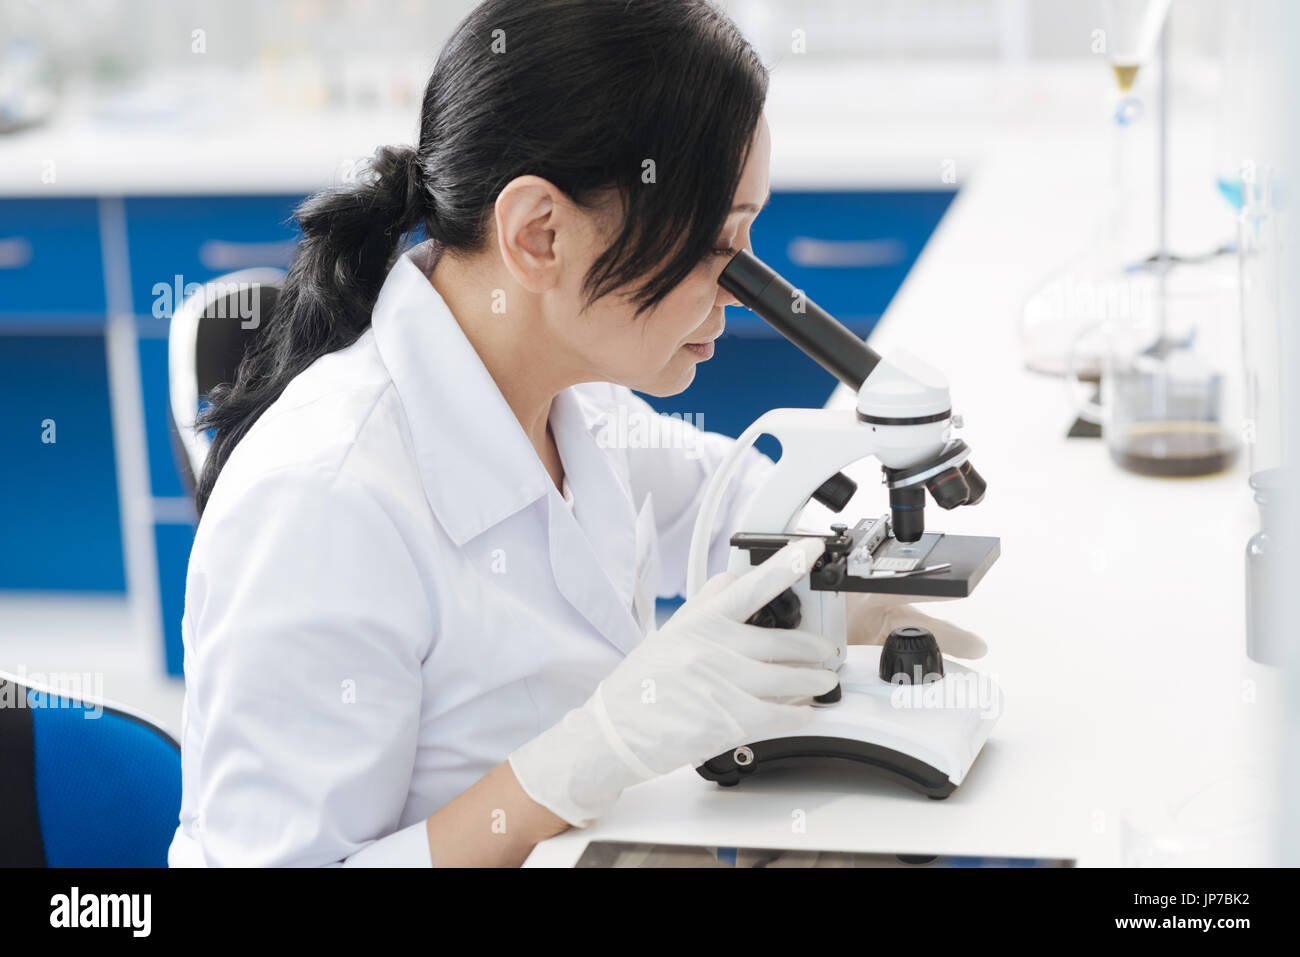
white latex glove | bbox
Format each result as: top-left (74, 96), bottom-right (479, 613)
top-left (845, 592), bottom-right (988, 659)
top-left (508, 538), bottom-right (839, 828)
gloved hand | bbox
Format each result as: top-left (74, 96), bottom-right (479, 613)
top-left (508, 537), bottom-right (840, 828)
top-left (845, 592), bottom-right (987, 658)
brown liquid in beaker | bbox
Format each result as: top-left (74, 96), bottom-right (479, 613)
top-left (1110, 421), bottom-right (1239, 477)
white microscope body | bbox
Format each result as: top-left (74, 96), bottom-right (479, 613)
top-left (686, 251), bottom-right (1003, 798)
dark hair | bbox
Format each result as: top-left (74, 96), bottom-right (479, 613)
top-left (193, 0), bottom-right (768, 516)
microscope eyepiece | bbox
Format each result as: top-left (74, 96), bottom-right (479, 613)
top-left (718, 249), bottom-right (881, 391)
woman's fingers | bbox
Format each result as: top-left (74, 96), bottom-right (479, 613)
top-left (702, 538), bottom-right (825, 624)
top-left (707, 621), bottom-right (837, 664)
top-left (847, 596), bottom-right (989, 658)
top-left (727, 655), bottom-right (841, 703)
top-left (924, 615), bottom-right (988, 658)
top-left (690, 571), bottom-right (737, 604)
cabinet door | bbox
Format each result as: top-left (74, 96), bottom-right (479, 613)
top-left (123, 195), bottom-right (304, 318)
top-left (136, 336), bottom-right (188, 500)
top-left (138, 335), bottom-right (195, 676)
top-left (154, 520), bottom-right (195, 676)
top-left (0, 335), bottom-right (125, 591)
top-left (0, 198), bottom-right (106, 330)
top-left (728, 189), bottom-right (956, 336)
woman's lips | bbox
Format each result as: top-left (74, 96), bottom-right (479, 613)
top-left (684, 326), bottom-right (723, 360)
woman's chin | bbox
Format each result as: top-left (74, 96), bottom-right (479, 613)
top-left (629, 364), bottom-right (696, 399)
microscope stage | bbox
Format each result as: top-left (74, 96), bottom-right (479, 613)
top-left (732, 530), bottom-right (1001, 598)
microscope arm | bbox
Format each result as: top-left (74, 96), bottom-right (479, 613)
top-left (683, 404), bottom-right (956, 597)
top-left (685, 409), bottom-right (877, 597)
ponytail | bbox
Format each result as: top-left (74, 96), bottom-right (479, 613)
top-left (193, 145), bottom-right (429, 515)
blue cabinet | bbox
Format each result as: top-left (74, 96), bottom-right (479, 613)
top-left (135, 336), bottom-right (189, 501)
top-left (123, 195), bottom-right (303, 317)
top-left (153, 521), bottom-right (194, 676)
top-left (136, 334), bottom-right (195, 675)
top-left (0, 198), bottom-right (106, 329)
top-left (726, 189), bottom-right (955, 335)
top-left (0, 335), bottom-right (126, 591)
top-left (0, 198), bottom-right (124, 592)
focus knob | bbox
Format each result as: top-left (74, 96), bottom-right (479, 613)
top-left (746, 587), bottom-right (801, 630)
top-left (811, 471), bottom-right (857, 513)
top-left (879, 625), bottom-right (944, 684)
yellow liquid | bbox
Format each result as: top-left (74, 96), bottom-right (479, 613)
top-left (1112, 61), bottom-right (1140, 92)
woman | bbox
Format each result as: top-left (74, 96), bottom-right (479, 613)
top-left (169, 0), bottom-right (983, 868)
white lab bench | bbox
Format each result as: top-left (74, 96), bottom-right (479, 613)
top-left (526, 63), bottom-right (1283, 867)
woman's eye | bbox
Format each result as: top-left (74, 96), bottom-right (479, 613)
top-left (712, 226), bottom-right (755, 257)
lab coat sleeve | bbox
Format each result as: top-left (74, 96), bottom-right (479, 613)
top-left (614, 386), bottom-right (776, 597)
top-left (184, 464), bottom-right (434, 867)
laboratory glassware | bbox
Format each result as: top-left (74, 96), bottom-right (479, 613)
top-left (1066, 258), bottom-right (1242, 477)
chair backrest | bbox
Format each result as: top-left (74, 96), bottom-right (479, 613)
top-left (168, 269), bottom-right (283, 497)
top-left (0, 674), bottom-right (181, 867)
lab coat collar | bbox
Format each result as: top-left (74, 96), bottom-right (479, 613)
top-left (549, 385), bottom-right (639, 588)
top-left (547, 385), bottom-right (645, 652)
top-left (371, 241), bottom-right (646, 654)
top-left (371, 241), bottom-right (554, 546)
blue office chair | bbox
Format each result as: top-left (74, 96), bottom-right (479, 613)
top-left (0, 674), bottom-right (181, 867)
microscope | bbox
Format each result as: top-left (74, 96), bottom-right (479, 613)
top-left (686, 250), bottom-right (1002, 799)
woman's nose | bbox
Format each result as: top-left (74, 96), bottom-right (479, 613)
top-left (716, 282), bottom-right (741, 309)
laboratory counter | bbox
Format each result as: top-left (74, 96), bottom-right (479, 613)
top-left (526, 74), bottom-right (1280, 866)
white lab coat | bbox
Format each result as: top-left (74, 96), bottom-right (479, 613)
top-left (167, 239), bottom-right (775, 867)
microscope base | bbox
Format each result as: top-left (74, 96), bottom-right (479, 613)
top-left (694, 645), bottom-right (1002, 797)
top-left (697, 735), bottom-right (959, 798)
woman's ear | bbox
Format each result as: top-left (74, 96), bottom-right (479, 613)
top-left (493, 175), bottom-right (568, 294)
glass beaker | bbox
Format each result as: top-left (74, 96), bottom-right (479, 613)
top-left (1066, 260), bottom-right (1243, 477)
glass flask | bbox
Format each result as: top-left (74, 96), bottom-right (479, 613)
top-left (1066, 258), bottom-right (1243, 477)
